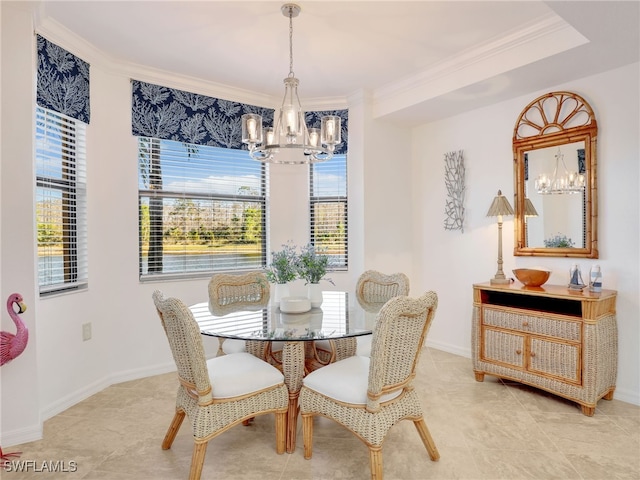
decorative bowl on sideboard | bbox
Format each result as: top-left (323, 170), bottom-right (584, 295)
top-left (512, 268), bottom-right (551, 287)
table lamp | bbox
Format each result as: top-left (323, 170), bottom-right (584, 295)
top-left (486, 190), bottom-right (514, 284)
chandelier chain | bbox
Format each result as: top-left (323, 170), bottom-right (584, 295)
top-left (288, 7), bottom-right (294, 78)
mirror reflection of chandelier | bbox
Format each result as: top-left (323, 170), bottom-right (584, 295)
top-left (241, 3), bottom-right (341, 164)
top-left (535, 147), bottom-right (585, 194)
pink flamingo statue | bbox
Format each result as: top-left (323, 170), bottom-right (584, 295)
top-left (1, 293), bottom-right (28, 366)
top-left (0, 293), bottom-right (28, 461)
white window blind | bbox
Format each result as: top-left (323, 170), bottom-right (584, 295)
top-left (310, 154), bottom-right (348, 269)
top-left (138, 138), bottom-right (267, 280)
top-left (35, 107), bottom-right (88, 295)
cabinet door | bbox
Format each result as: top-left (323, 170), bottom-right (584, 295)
top-left (528, 336), bottom-right (581, 384)
top-left (482, 328), bottom-right (525, 369)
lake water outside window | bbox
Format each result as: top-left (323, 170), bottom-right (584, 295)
top-left (138, 138), bottom-right (267, 280)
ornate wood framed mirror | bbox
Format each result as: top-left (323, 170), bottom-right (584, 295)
top-left (513, 91), bottom-right (598, 258)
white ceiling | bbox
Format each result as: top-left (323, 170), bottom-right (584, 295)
top-left (35, 1), bottom-right (639, 125)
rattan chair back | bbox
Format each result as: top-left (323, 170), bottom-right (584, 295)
top-left (366, 291), bottom-right (438, 412)
top-left (356, 270), bottom-right (410, 311)
top-left (153, 290), bottom-right (213, 405)
top-left (208, 272), bottom-right (270, 315)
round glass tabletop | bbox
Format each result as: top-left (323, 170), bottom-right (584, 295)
top-left (190, 291), bottom-right (377, 342)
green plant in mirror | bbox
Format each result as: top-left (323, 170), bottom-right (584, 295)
top-left (544, 234), bottom-right (575, 248)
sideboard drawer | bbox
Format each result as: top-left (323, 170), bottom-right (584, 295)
top-left (483, 306), bottom-right (581, 342)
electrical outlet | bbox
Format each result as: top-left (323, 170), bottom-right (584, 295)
top-left (82, 322), bottom-right (92, 341)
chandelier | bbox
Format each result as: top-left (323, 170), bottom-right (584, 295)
top-left (535, 147), bottom-right (585, 194)
top-left (241, 3), bottom-right (341, 164)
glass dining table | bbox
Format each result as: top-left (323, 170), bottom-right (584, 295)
top-left (189, 290), bottom-right (379, 453)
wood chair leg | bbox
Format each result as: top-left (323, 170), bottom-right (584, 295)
top-left (189, 441), bottom-right (207, 480)
top-left (369, 446), bottom-right (383, 480)
top-left (286, 392), bottom-right (300, 453)
top-left (162, 410), bottom-right (186, 450)
top-left (413, 418), bottom-right (440, 461)
top-left (275, 410), bottom-right (287, 454)
top-left (302, 414), bottom-right (314, 459)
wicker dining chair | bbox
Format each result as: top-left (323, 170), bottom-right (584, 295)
top-left (354, 270), bottom-right (410, 356)
top-left (300, 291), bottom-right (439, 480)
top-left (208, 272), bottom-right (271, 358)
top-left (356, 270), bottom-right (410, 311)
top-left (152, 291), bottom-right (288, 480)
top-left (312, 270), bottom-right (410, 366)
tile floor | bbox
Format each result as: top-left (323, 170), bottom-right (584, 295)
top-left (3, 348), bottom-right (639, 479)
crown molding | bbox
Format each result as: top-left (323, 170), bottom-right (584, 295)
top-left (372, 13), bottom-right (588, 119)
top-left (34, 15), bottom-right (347, 111)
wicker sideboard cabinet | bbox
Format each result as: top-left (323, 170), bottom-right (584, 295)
top-left (472, 282), bottom-right (618, 416)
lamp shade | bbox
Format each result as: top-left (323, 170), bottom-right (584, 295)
top-left (524, 197), bottom-right (539, 217)
top-left (486, 190), bottom-right (514, 217)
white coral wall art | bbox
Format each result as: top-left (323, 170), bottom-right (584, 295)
top-left (444, 150), bottom-right (465, 232)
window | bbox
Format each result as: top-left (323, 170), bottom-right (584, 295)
top-left (310, 154), bottom-right (348, 268)
top-left (35, 107), bottom-right (88, 295)
top-left (138, 138), bottom-right (267, 279)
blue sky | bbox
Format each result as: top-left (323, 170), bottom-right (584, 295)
top-left (142, 139), bottom-right (346, 197)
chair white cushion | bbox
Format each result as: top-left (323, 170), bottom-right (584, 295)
top-left (302, 356), bottom-right (401, 405)
top-left (221, 339), bottom-right (246, 354)
top-left (207, 352), bottom-right (284, 399)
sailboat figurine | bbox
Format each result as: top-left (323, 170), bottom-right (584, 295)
top-left (568, 264), bottom-right (586, 290)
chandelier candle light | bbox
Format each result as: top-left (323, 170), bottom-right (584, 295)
top-left (535, 147), bottom-right (585, 194)
top-left (241, 4), bottom-right (341, 164)
top-left (486, 190), bottom-right (514, 285)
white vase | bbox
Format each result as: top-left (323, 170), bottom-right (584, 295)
top-left (308, 283), bottom-right (323, 308)
top-left (272, 283), bottom-right (290, 306)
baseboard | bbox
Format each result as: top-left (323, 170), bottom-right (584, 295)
top-left (39, 376), bottom-right (112, 424)
top-left (104, 361), bottom-right (177, 388)
top-left (425, 338), bottom-right (471, 358)
top-left (612, 386), bottom-right (640, 406)
top-left (1, 361), bottom-right (178, 448)
top-left (41, 361), bottom-right (177, 421)
top-left (0, 423), bottom-right (43, 447)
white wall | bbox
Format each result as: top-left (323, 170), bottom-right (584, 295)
top-left (411, 63), bottom-right (640, 404)
top-left (1, 3), bottom-right (42, 444)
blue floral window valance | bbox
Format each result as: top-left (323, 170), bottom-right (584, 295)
top-left (131, 80), bottom-right (274, 149)
top-left (36, 35), bottom-right (90, 124)
top-left (131, 80), bottom-right (348, 154)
